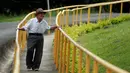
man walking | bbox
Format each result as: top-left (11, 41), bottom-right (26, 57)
top-left (18, 8), bottom-right (57, 71)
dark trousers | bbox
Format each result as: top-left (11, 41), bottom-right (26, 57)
top-left (26, 34), bottom-right (44, 69)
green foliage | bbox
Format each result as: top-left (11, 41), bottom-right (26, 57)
top-left (110, 14), bottom-right (130, 24)
top-left (64, 14), bottom-right (130, 39)
top-left (63, 14), bottom-right (130, 73)
top-left (97, 20), bottom-right (112, 28)
top-left (0, 14), bottom-right (26, 22)
top-left (78, 20), bottom-right (130, 72)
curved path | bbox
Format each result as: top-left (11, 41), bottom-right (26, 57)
top-left (0, 13), bottom-right (120, 73)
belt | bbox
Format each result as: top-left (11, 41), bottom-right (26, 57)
top-left (29, 33), bottom-right (43, 36)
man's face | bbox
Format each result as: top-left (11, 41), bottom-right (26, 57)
top-left (37, 13), bottom-right (44, 21)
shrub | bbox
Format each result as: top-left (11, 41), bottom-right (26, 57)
top-left (110, 14), bottom-right (130, 24)
top-left (64, 14), bottom-right (130, 41)
top-left (97, 20), bottom-right (112, 27)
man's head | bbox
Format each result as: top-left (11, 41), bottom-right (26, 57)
top-left (36, 8), bottom-right (46, 22)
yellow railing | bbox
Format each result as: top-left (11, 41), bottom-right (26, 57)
top-left (14, 11), bottom-right (35, 73)
top-left (13, 5), bottom-right (91, 73)
top-left (54, 0), bottom-right (130, 73)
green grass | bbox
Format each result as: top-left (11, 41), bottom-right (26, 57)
top-left (0, 8), bottom-right (98, 22)
top-left (78, 20), bottom-right (130, 72)
top-left (0, 14), bottom-right (27, 22)
top-left (0, 11), bottom-right (60, 22)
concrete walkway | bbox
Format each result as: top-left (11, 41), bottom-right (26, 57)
top-left (0, 13), bottom-right (122, 73)
top-left (20, 33), bottom-right (58, 73)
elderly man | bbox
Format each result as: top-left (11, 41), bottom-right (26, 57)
top-left (18, 8), bottom-right (57, 71)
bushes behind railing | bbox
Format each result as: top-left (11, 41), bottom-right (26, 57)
top-left (63, 14), bottom-right (130, 73)
top-left (64, 14), bottom-right (130, 40)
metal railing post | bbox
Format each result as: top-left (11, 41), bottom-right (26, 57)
top-left (78, 50), bottom-right (83, 73)
top-left (98, 6), bottom-right (102, 21)
top-left (66, 40), bottom-right (70, 73)
top-left (62, 36), bottom-right (66, 73)
top-left (106, 69), bottom-right (112, 73)
top-left (48, 11), bottom-right (52, 34)
top-left (76, 7), bottom-right (78, 25)
top-left (58, 31), bottom-right (62, 73)
top-left (66, 8), bottom-right (69, 27)
top-left (93, 61), bottom-right (98, 73)
top-left (54, 29), bottom-right (57, 64)
top-left (71, 45), bottom-right (76, 73)
top-left (87, 7), bottom-right (91, 24)
top-left (80, 9), bottom-right (82, 24)
top-left (109, 4), bottom-right (113, 19)
top-left (86, 55), bottom-right (90, 73)
top-left (120, 2), bottom-right (123, 15)
top-left (72, 10), bottom-right (75, 26)
top-left (56, 29), bottom-right (59, 68)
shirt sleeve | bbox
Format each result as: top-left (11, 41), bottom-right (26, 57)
top-left (44, 20), bottom-right (51, 30)
top-left (22, 19), bottom-right (32, 31)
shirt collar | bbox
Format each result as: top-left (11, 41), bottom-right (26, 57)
top-left (35, 17), bottom-right (39, 23)
top-left (35, 17), bottom-right (43, 23)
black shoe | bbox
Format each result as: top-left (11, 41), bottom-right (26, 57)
top-left (34, 68), bottom-right (39, 71)
top-left (32, 68), bottom-right (39, 71)
top-left (27, 66), bottom-right (32, 71)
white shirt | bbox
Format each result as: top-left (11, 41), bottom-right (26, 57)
top-left (23, 18), bottom-right (50, 34)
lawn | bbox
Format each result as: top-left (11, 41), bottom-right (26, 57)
top-left (0, 9), bottom-right (93, 22)
top-left (78, 20), bottom-right (130, 72)
top-left (0, 14), bottom-right (26, 22)
top-left (0, 12), bottom-right (58, 22)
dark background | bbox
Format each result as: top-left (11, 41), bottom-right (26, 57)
top-left (0, 0), bottom-right (129, 15)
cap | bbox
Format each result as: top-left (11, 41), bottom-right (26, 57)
top-left (36, 8), bottom-right (46, 15)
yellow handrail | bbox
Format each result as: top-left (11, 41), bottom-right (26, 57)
top-left (13, 0), bottom-right (130, 73)
top-left (13, 11), bottom-right (35, 73)
top-left (13, 4), bottom-right (90, 73)
top-left (54, 0), bottom-right (130, 73)
top-left (42, 5), bottom-right (87, 12)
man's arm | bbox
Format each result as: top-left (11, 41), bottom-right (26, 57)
top-left (17, 19), bottom-right (32, 31)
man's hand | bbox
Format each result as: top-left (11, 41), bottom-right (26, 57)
top-left (50, 26), bottom-right (62, 30)
top-left (50, 26), bottom-right (58, 30)
top-left (57, 26), bottom-right (61, 29)
top-left (16, 28), bottom-right (25, 31)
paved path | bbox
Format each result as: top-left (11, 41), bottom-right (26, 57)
top-left (19, 13), bottom-right (120, 73)
top-left (0, 13), bottom-right (121, 73)
top-left (0, 13), bottom-right (120, 43)
top-left (0, 22), bottom-right (18, 45)
top-left (20, 33), bottom-right (58, 73)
